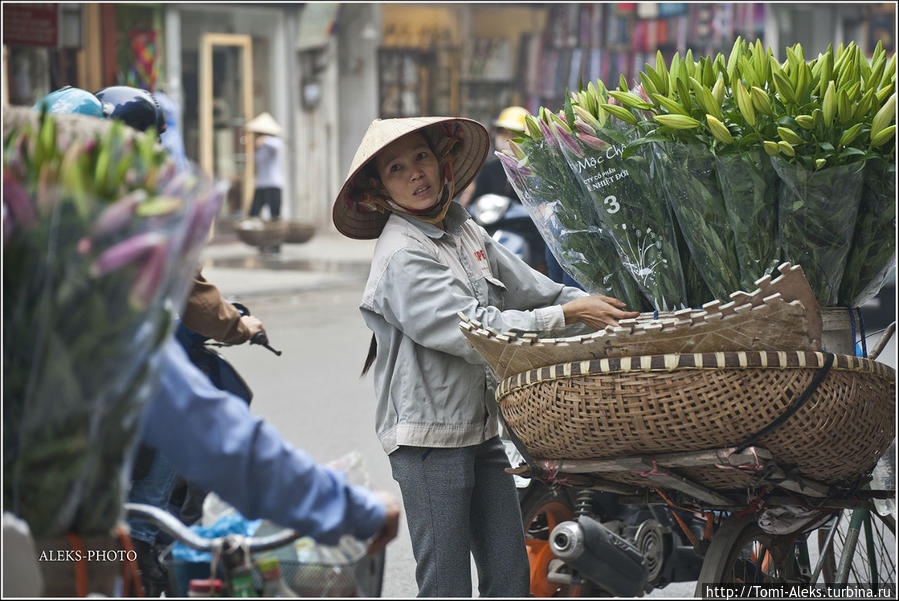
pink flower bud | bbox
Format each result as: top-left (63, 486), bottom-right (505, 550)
top-left (91, 190), bottom-right (147, 238)
top-left (129, 241), bottom-right (169, 308)
top-left (577, 133), bottom-right (612, 151)
top-left (574, 117), bottom-right (595, 136)
top-left (551, 121), bottom-right (583, 157)
top-left (537, 118), bottom-right (558, 149)
top-left (91, 231), bottom-right (166, 277)
top-left (2, 173), bottom-right (35, 229)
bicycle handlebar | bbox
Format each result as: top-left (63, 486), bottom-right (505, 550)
top-left (124, 503), bottom-right (300, 552)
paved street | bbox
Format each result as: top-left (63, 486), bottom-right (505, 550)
top-left (199, 235), bottom-right (895, 598)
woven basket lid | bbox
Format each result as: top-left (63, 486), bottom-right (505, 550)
top-left (245, 112), bottom-right (283, 136)
top-left (332, 116), bottom-right (489, 240)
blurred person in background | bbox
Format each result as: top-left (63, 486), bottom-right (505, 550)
top-left (246, 112), bottom-right (285, 253)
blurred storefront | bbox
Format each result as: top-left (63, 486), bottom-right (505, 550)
top-left (164, 3), bottom-right (297, 229)
top-left (2, 2), bottom-right (895, 235)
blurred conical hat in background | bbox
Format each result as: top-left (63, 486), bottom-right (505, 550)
top-left (246, 112), bottom-right (282, 136)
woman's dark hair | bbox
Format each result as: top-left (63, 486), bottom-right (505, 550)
top-left (361, 334), bottom-right (377, 376)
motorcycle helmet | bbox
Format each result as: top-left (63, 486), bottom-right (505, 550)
top-left (493, 106), bottom-right (528, 134)
top-left (94, 86), bottom-right (167, 134)
top-left (33, 86), bottom-right (105, 118)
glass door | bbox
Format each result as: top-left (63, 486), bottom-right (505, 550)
top-left (199, 33), bottom-right (253, 225)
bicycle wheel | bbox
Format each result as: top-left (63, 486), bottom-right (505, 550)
top-left (520, 483), bottom-right (587, 597)
top-left (694, 513), bottom-right (808, 594)
top-left (814, 509), bottom-right (896, 587)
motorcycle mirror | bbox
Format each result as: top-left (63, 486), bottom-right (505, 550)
top-left (469, 194), bottom-right (513, 226)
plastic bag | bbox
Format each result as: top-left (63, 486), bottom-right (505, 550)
top-left (715, 149), bottom-right (782, 291)
top-left (171, 512), bottom-right (262, 563)
top-left (838, 157), bottom-right (896, 306)
top-left (771, 157), bottom-right (864, 306)
top-left (498, 138), bottom-right (646, 310)
top-left (2, 107), bottom-right (225, 537)
top-left (551, 120), bottom-right (687, 311)
top-left (653, 142), bottom-right (742, 301)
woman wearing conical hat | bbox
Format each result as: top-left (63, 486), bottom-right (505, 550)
top-left (333, 117), bottom-right (639, 596)
top-left (246, 112), bottom-right (285, 253)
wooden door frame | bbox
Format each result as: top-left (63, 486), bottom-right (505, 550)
top-left (199, 33), bottom-right (254, 214)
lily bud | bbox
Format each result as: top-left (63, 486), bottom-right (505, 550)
top-left (600, 103), bottom-right (638, 125)
top-left (91, 190), bottom-right (148, 238)
top-left (777, 141), bottom-right (795, 157)
top-left (822, 81), bottom-right (836, 126)
top-left (551, 120), bottom-right (583, 157)
top-left (91, 231), bottom-right (166, 277)
top-left (129, 241), bottom-right (170, 309)
top-left (815, 158), bottom-right (827, 170)
top-left (763, 141), bottom-right (780, 156)
top-left (871, 92), bottom-right (896, 139)
top-left (524, 115), bottom-right (542, 138)
top-left (653, 114), bottom-right (702, 129)
top-left (750, 86), bottom-right (773, 115)
top-left (795, 115), bottom-right (815, 130)
top-left (572, 104), bottom-right (602, 132)
top-left (838, 123), bottom-right (863, 147)
top-left (870, 124), bottom-right (896, 148)
top-left (577, 132), bottom-right (611, 151)
top-left (777, 127), bottom-right (803, 146)
top-left (706, 115), bottom-right (734, 144)
top-left (507, 140), bottom-right (527, 161)
top-left (735, 80), bottom-right (757, 128)
top-left (711, 76), bottom-right (726, 106)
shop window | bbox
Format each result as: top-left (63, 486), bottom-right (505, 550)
top-left (378, 48), bottom-right (436, 118)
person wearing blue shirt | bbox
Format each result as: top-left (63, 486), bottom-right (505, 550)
top-left (140, 337), bottom-right (400, 548)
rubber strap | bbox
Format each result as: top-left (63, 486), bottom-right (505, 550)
top-left (735, 353), bottom-right (835, 453)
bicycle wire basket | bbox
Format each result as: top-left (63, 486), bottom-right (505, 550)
top-left (165, 544), bottom-right (384, 597)
top-left (497, 350), bottom-right (895, 491)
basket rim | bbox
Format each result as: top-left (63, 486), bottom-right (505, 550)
top-left (497, 350), bottom-right (895, 400)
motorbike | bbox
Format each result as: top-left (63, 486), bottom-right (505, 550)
top-left (504, 440), bottom-right (705, 597)
top-left (468, 194), bottom-right (547, 273)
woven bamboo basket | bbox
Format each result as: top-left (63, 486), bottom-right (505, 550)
top-left (235, 218), bottom-right (288, 247)
top-left (497, 351), bottom-right (895, 489)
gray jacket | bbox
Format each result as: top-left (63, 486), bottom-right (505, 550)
top-left (360, 202), bottom-right (589, 454)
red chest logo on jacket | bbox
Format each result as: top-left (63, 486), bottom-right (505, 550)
top-left (474, 250), bottom-right (487, 262)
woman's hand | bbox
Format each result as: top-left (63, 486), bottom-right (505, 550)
top-left (562, 295), bottom-right (640, 330)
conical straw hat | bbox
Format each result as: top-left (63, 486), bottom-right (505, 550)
top-left (246, 112), bottom-right (282, 136)
top-left (332, 116), bottom-right (489, 240)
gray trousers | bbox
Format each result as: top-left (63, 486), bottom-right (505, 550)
top-left (389, 436), bottom-right (530, 597)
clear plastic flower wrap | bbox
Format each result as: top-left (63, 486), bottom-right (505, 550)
top-left (548, 115), bottom-right (687, 311)
top-left (653, 141), bottom-right (742, 301)
top-left (771, 156), bottom-right (865, 306)
top-left (2, 107), bottom-right (227, 537)
top-left (714, 148), bottom-right (782, 291)
top-left (496, 138), bottom-right (646, 310)
top-left (838, 157), bottom-right (896, 307)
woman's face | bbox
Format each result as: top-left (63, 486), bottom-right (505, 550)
top-left (374, 133), bottom-right (442, 212)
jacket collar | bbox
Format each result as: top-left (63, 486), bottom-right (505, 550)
top-left (397, 201), bottom-right (470, 239)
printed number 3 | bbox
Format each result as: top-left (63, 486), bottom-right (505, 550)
top-left (604, 195), bottom-right (620, 214)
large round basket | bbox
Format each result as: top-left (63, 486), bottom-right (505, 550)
top-left (235, 218), bottom-right (288, 247)
top-left (496, 351), bottom-right (895, 489)
top-left (284, 219), bottom-right (317, 244)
